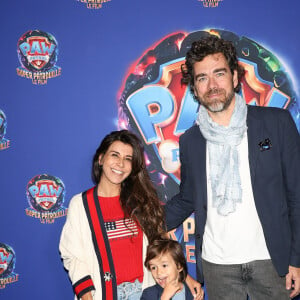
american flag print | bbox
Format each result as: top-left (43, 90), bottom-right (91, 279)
top-left (104, 218), bottom-right (138, 240)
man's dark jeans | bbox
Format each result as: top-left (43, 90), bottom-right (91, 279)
top-left (202, 259), bottom-right (290, 299)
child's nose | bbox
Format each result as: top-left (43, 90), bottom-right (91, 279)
top-left (157, 267), bottom-right (163, 275)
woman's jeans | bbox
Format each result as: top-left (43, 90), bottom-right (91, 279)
top-left (117, 279), bottom-right (142, 300)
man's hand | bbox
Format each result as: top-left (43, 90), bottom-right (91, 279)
top-left (186, 274), bottom-right (204, 299)
top-left (286, 265), bottom-right (300, 298)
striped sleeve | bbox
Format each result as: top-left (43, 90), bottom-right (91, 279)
top-left (73, 275), bottom-right (95, 299)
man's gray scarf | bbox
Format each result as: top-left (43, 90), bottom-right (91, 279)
top-left (196, 93), bottom-right (247, 216)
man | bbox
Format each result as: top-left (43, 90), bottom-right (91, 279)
top-left (165, 35), bottom-right (300, 299)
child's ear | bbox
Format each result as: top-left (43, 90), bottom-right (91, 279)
top-left (177, 265), bottom-right (183, 272)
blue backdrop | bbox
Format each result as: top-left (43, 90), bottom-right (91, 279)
top-left (1, 0), bottom-right (299, 299)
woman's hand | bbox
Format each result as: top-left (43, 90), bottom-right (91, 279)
top-left (81, 291), bottom-right (93, 300)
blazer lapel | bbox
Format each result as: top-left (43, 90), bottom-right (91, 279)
top-left (189, 126), bottom-right (207, 206)
top-left (247, 106), bottom-right (263, 186)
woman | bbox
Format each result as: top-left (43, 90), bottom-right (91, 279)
top-left (59, 130), bottom-right (165, 300)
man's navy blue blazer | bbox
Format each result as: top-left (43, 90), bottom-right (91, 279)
top-left (165, 105), bottom-right (300, 283)
top-left (141, 283), bottom-right (194, 300)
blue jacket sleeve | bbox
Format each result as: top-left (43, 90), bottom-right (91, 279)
top-left (165, 133), bottom-right (195, 231)
top-left (140, 286), bottom-right (161, 300)
top-left (281, 110), bottom-right (300, 267)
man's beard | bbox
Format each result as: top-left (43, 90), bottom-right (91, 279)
top-left (199, 88), bottom-right (235, 113)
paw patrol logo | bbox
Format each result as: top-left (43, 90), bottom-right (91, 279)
top-left (0, 109), bottom-right (10, 151)
top-left (199, 0), bottom-right (223, 7)
top-left (25, 174), bottom-right (67, 224)
top-left (0, 243), bottom-right (19, 289)
top-left (16, 30), bottom-right (61, 85)
top-left (77, 0), bottom-right (111, 9)
top-left (118, 29), bottom-right (299, 202)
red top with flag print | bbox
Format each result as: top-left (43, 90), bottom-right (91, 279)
top-left (99, 196), bottom-right (143, 285)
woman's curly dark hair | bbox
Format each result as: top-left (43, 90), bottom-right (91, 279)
top-left (92, 130), bottom-right (166, 242)
top-left (181, 35), bottom-right (244, 100)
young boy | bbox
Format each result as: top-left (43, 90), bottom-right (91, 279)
top-left (141, 239), bottom-right (195, 300)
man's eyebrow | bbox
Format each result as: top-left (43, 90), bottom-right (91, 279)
top-left (213, 68), bottom-right (227, 73)
top-left (194, 68), bottom-right (228, 79)
top-left (194, 73), bottom-right (207, 80)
